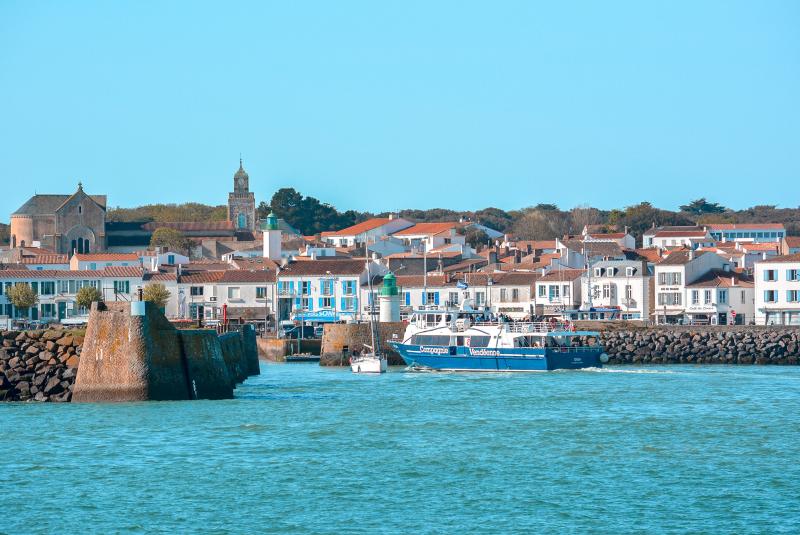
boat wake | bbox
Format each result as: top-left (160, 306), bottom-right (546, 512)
top-left (577, 367), bottom-right (676, 374)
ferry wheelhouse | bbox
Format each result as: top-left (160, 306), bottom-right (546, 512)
top-left (390, 304), bottom-right (608, 372)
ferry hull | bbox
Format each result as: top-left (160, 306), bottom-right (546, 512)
top-left (390, 343), bottom-right (604, 372)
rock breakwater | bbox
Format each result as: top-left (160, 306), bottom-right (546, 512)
top-left (590, 327), bottom-right (800, 365)
top-left (0, 330), bottom-right (82, 402)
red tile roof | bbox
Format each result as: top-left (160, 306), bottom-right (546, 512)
top-left (73, 253), bottom-right (140, 262)
top-left (178, 271), bottom-right (226, 284)
top-left (323, 218), bottom-right (398, 237)
top-left (758, 253), bottom-right (800, 264)
top-left (392, 222), bottom-right (461, 236)
top-left (740, 242), bottom-right (780, 252)
top-left (538, 269), bottom-right (585, 282)
top-left (653, 230), bottom-right (709, 238)
top-left (686, 269), bottom-right (754, 288)
top-left (278, 259), bottom-right (367, 276)
top-left (20, 254), bottom-right (69, 264)
top-left (658, 250), bottom-right (709, 265)
top-left (0, 267), bottom-right (144, 279)
top-left (219, 270), bottom-right (277, 283)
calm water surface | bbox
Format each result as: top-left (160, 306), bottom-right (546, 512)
top-left (3, 363), bottom-right (800, 534)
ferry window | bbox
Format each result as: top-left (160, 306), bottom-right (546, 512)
top-left (456, 337), bottom-right (464, 346)
top-left (469, 336), bottom-right (490, 347)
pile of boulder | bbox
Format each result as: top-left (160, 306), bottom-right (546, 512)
top-left (585, 328), bottom-right (800, 365)
top-left (0, 330), bottom-right (82, 402)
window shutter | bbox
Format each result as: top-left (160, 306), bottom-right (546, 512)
top-left (422, 293), bottom-right (427, 305)
top-left (353, 297), bottom-right (358, 311)
top-left (405, 292), bottom-right (411, 306)
top-left (763, 271), bottom-right (769, 282)
top-left (434, 292), bottom-right (440, 305)
top-left (294, 297), bottom-right (301, 308)
top-left (307, 299), bottom-right (313, 311)
top-left (318, 297), bottom-right (324, 308)
top-left (341, 297), bottom-right (346, 310)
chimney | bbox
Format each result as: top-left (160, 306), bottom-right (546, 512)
top-left (731, 276), bottom-right (735, 286)
top-left (688, 250), bottom-right (694, 260)
top-left (389, 213), bottom-right (395, 220)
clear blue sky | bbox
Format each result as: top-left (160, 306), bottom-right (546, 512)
top-left (1, 0), bottom-right (798, 218)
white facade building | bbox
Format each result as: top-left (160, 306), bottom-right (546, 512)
top-left (569, 260), bottom-right (652, 321)
top-left (0, 267), bottom-right (143, 324)
top-left (653, 250), bottom-right (730, 324)
top-left (754, 254), bottom-right (800, 326)
top-left (321, 217), bottom-right (413, 248)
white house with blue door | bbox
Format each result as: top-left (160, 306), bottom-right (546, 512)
top-left (277, 259), bottom-right (387, 324)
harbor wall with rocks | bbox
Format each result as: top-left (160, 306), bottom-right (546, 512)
top-left (0, 329), bottom-right (83, 402)
top-left (581, 327), bottom-right (800, 365)
top-left (320, 322), bottom-right (407, 366)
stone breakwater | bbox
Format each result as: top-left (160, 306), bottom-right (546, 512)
top-left (585, 328), bottom-right (800, 365)
top-left (0, 330), bottom-right (83, 402)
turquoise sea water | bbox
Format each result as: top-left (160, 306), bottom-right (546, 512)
top-left (3, 363), bottom-right (800, 534)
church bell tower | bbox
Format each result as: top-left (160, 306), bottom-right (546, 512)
top-left (228, 158), bottom-right (257, 231)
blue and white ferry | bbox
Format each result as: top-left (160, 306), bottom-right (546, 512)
top-left (390, 304), bottom-right (608, 372)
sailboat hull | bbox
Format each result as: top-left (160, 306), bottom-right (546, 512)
top-left (350, 355), bottom-right (388, 374)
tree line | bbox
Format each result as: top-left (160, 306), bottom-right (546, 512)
top-left (3, 192), bottom-right (795, 248)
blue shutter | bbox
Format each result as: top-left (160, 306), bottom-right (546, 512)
top-left (764, 290), bottom-right (770, 302)
top-left (277, 281), bottom-right (283, 292)
top-left (342, 280), bottom-right (347, 293)
top-left (341, 297), bottom-right (346, 310)
top-left (318, 297), bottom-right (324, 308)
top-left (307, 298), bottom-right (313, 311)
top-left (422, 292), bottom-right (427, 305)
top-left (405, 292), bottom-right (410, 306)
top-left (434, 292), bottom-right (440, 305)
top-left (763, 271), bottom-right (769, 281)
top-left (353, 297), bottom-right (358, 311)
top-left (294, 297), bottom-right (301, 308)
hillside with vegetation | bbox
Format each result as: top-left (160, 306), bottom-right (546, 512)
top-left (97, 191), bottom-right (800, 248)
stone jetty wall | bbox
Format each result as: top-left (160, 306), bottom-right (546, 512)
top-left (72, 302), bottom-right (259, 402)
top-left (0, 329), bottom-right (83, 402)
top-left (582, 327), bottom-right (800, 365)
top-left (320, 322), bottom-right (407, 366)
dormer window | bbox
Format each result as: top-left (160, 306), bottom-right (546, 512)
top-left (626, 267), bottom-right (636, 277)
top-left (594, 268), bottom-right (603, 277)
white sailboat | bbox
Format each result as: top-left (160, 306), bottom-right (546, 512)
top-left (351, 248), bottom-right (387, 374)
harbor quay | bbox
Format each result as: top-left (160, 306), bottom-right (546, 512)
top-left (4, 320), bottom-right (800, 402)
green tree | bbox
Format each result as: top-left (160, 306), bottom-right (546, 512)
top-left (150, 228), bottom-right (192, 255)
top-left (143, 283), bottom-right (171, 308)
top-left (463, 227), bottom-right (491, 249)
top-left (680, 198), bottom-right (727, 217)
top-left (75, 286), bottom-right (103, 309)
top-left (6, 283), bottom-right (38, 316)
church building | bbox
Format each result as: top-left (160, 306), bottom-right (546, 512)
top-left (228, 159), bottom-right (256, 232)
top-left (9, 183), bottom-right (107, 254)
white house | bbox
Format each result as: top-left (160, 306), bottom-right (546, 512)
top-left (647, 228), bottom-right (714, 250)
top-left (321, 216), bottom-right (413, 248)
top-left (567, 260), bottom-right (652, 321)
top-left (69, 253), bottom-right (140, 271)
top-left (653, 250), bottom-right (730, 324)
top-left (391, 222), bottom-right (467, 253)
top-left (278, 258), bottom-right (387, 324)
top-left (0, 267), bottom-right (143, 324)
top-left (707, 223), bottom-right (786, 244)
top-left (534, 269), bottom-right (583, 318)
top-left (684, 269), bottom-right (754, 325)
top-left (138, 249), bottom-right (190, 271)
top-left (754, 254), bottom-right (800, 326)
